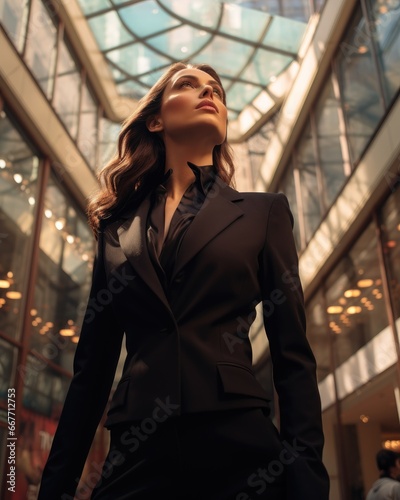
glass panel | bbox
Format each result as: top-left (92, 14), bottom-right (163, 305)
top-left (0, 111), bottom-right (40, 341)
top-left (53, 36), bottom-right (82, 139)
top-left (24, 0), bottom-right (58, 99)
top-left (306, 291), bottom-right (330, 382)
top-left (78, 82), bottom-right (98, 169)
top-left (191, 36), bottom-right (254, 77)
top-left (336, 5), bottom-right (385, 165)
top-left (247, 118), bottom-right (276, 183)
top-left (77, 0), bottom-right (112, 15)
top-left (107, 43), bottom-right (171, 77)
top-left (119, 0), bottom-right (180, 37)
top-left (368, 0), bottom-right (400, 105)
top-left (22, 355), bottom-right (70, 416)
top-left (296, 121), bottom-right (322, 242)
top-left (148, 25), bottom-right (213, 55)
top-left (314, 76), bottom-right (348, 206)
top-left (88, 11), bottom-right (133, 51)
top-left (159, 0), bottom-right (221, 30)
top-left (381, 187), bottom-right (400, 324)
top-left (226, 83), bottom-right (261, 111)
top-left (326, 222), bottom-right (388, 367)
top-left (116, 79), bottom-right (151, 100)
top-left (0, 0), bottom-right (30, 52)
top-left (98, 117), bottom-right (121, 170)
top-left (29, 176), bottom-right (94, 373)
top-left (220, 3), bottom-right (271, 41)
top-left (263, 15), bottom-right (306, 53)
top-left (0, 340), bottom-right (17, 408)
top-left (244, 50), bottom-right (293, 85)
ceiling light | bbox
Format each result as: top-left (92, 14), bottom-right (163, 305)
top-left (6, 291), bottom-right (22, 299)
top-left (358, 279), bottom-right (374, 288)
top-left (0, 280), bottom-right (10, 288)
top-left (59, 328), bottom-right (74, 336)
top-left (55, 218), bottom-right (66, 230)
top-left (0, 159), bottom-right (6, 168)
top-left (45, 209), bottom-right (53, 218)
top-left (13, 174), bottom-right (23, 184)
top-left (347, 306), bottom-right (362, 314)
top-left (66, 234), bottom-right (75, 244)
top-left (327, 306), bottom-right (343, 314)
top-left (344, 289), bottom-right (361, 298)
top-left (360, 414), bottom-right (369, 423)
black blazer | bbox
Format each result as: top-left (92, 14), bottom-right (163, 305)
top-left (38, 178), bottom-right (329, 499)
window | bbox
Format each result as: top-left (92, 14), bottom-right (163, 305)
top-left (325, 223), bottom-right (388, 367)
top-left (24, 0), bottom-right (58, 99)
top-left (29, 175), bottom-right (94, 374)
top-left (0, 0), bottom-right (29, 52)
top-left (336, 5), bottom-right (386, 165)
top-left (381, 187), bottom-right (400, 326)
top-left (0, 111), bottom-right (40, 341)
top-left (52, 36), bottom-right (82, 139)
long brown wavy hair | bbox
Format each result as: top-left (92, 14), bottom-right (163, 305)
top-left (88, 62), bottom-right (235, 234)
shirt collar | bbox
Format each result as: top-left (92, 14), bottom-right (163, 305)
top-left (186, 161), bottom-right (217, 196)
top-left (157, 162), bottom-right (217, 196)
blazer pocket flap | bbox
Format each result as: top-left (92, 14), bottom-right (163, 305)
top-left (108, 377), bottom-right (130, 413)
top-left (217, 362), bottom-right (270, 401)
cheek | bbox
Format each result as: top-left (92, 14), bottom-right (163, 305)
top-left (161, 95), bottom-right (189, 117)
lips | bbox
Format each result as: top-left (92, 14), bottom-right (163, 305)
top-left (196, 100), bottom-right (218, 112)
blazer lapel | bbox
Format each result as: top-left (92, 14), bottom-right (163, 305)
top-left (116, 195), bottom-right (172, 315)
top-left (171, 183), bottom-right (244, 281)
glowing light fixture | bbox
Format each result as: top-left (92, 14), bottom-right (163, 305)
top-left (0, 280), bottom-right (10, 288)
top-left (55, 218), bottom-right (66, 230)
top-left (347, 306), bottom-right (362, 315)
top-left (6, 291), bottom-right (22, 299)
top-left (344, 289), bottom-right (361, 298)
top-left (60, 328), bottom-right (74, 336)
top-left (327, 306), bottom-right (343, 314)
top-left (357, 279), bottom-right (374, 288)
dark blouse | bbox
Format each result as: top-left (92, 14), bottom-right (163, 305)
top-left (147, 162), bottom-right (216, 289)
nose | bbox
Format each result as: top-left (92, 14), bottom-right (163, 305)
top-left (199, 84), bottom-right (214, 99)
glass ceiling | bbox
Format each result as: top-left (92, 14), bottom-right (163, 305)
top-left (76, 0), bottom-right (307, 139)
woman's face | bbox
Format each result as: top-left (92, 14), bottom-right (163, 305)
top-left (153, 68), bottom-right (228, 146)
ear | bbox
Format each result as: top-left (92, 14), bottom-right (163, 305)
top-left (146, 115), bottom-right (163, 133)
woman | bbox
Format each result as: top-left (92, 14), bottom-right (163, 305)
top-left (38, 62), bottom-right (329, 499)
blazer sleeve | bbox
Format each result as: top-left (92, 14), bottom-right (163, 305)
top-left (38, 230), bottom-right (124, 499)
top-left (261, 193), bottom-right (329, 499)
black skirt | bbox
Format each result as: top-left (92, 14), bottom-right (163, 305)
top-left (90, 408), bottom-right (287, 500)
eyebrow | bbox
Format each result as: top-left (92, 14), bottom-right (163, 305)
top-left (174, 74), bottom-right (223, 89)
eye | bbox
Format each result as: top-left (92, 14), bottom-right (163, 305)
top-left (213, 87), bottom-right (223, 98)
top-left (180, 81), bottom-right (194, 89)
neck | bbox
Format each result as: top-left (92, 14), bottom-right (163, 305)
top-left (163, 142), bottom-right (213, 200)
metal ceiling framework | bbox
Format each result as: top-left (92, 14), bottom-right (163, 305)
top-left (74, 0), bottom-right (308, 140)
